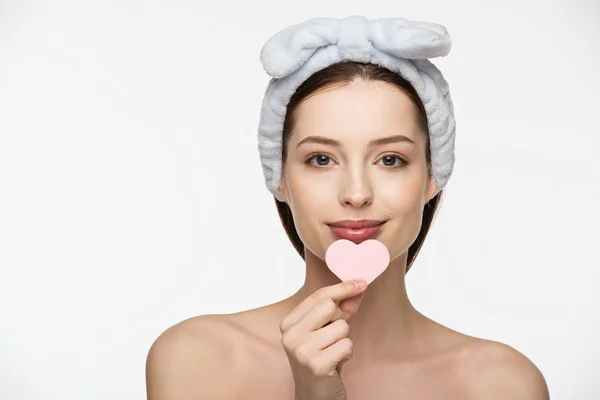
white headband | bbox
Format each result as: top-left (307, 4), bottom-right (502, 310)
top-left (257, 15), bottom-right (456, 202)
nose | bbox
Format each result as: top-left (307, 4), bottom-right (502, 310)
top-left (339, 169), bottom-right (374, 208)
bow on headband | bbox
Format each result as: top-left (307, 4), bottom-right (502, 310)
top-left (260, 16), bottom-right (452, 79)
top-left (256, 15), bottom-right (456, 202)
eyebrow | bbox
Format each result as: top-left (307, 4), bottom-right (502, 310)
top-left (296, 134), bottom-right (416, 148)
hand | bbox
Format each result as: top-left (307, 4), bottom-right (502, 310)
top-left (280, 280), bottom-right (368, 400)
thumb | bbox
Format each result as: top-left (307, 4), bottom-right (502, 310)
top-left (338, 292), bottom-right (364, 320)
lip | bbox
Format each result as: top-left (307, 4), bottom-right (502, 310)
top-left (327, 219), bottom-right (386, 243)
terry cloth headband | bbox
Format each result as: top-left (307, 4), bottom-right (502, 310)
top-left (257, 15), bottom-right (456, 202)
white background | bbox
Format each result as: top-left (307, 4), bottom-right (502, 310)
top-left (1, 0), bottom-right (599, 399)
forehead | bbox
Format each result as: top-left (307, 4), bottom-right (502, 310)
top-left (290, 79), bottom-right (423, 145)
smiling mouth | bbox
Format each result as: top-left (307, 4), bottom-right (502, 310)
top-left (327, 221), bottom-right (386, 244)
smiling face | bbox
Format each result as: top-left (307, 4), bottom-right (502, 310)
top-left (279, 78), bottom-right (437, 262)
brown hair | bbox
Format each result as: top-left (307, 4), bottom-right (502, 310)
top-left (274, 61), bottom-right (443, 273)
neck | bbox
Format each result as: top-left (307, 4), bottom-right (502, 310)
top-left (282, 249), bottom-right (427, 363)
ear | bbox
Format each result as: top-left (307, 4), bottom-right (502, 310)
top-left (425, 178), bottom-right (437, 203)
top-left (278, 174), bottom-right (288, 202)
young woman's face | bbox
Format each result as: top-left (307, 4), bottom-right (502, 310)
top-left (279, 79), bottom-right (437, 262)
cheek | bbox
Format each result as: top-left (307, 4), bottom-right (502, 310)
top-left (284, 169), bottom-right (335, 257)
top-left (376, 169), bottom-right (425, 209)
top-left (376, 173), bottom-right (428, 257)
top-left (286, 166), bottom-right (335, 211)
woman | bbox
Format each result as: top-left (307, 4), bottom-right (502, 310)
top-left (146, 16), bottom-right (549, 399)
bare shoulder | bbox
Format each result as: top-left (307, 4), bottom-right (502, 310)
top-left (457, 339), bottom-right (550, 399)
top-left (145, 314), bottom-right (248, 400)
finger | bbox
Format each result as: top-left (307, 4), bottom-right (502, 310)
top-left (284, 319), bottom-right (350, 365)
top-left (280, 280), bottom-right (367, 333)
top-left (289, 298), bottom-right (345, 336)
top-left (316, 337), bottom-right (354, 375)
top-left (308, 318), bottom-right (351, 351)
top-left (338, 292), bottom-right (365, 320)
top-left (336, 352), bottom-right (353, 375)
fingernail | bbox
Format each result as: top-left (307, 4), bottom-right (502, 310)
top-left (355, 280), bottom-right (367, 289)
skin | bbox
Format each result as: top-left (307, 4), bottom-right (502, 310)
top-left (145, 79), bottom-right (550, 399)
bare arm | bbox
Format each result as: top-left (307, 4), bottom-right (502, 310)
top-left (145, 317), bottom-right (238, 400)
